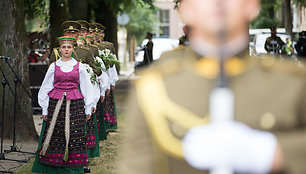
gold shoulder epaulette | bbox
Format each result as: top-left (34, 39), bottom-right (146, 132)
top-left (139, 56), bottom-right (184, 79)
top-left (80, 47), bottom-right (90, 51)
top-left (258, 57), bottom-right (306, 76)
top-left (135, 70), bottom-right (209, 159)
top-left (90, 44), bottom-right (98, 48)
top-left (172, 45), bottom-right (185, 51)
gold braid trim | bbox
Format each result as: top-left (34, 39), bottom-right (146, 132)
top-left (53, 48), bottom-right (60, 61)
top-left (135, 71), bottom-right (209, 159)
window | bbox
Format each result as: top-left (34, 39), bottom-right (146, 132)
top-left (157, 10), bottom-right (170, 38)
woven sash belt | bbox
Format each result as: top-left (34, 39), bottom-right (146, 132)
top-left (39, 92), bottom-right (71, 161)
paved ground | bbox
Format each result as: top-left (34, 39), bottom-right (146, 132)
top-left (0, 63), bottom-right (134, 173)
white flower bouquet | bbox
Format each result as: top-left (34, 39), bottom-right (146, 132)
top-left (83, 63), bottom-right (98, 84)
top-left (98, 49), bottom-right (121, 68)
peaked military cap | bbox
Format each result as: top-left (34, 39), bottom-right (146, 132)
top-left (89, 23), bottom-right (100, 32)
top-left (77, 20), bottom-right (90, 31)
top-left (93, 23), bottom-right (106, 32)
top-left (89, 23), bottom-right (97, 33)
top-left (62, 21), bottom-right (81, 32)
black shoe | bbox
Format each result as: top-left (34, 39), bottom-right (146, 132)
top-left (84, 166), bottom-right (91, 173)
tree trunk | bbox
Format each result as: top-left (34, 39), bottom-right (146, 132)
top-left (283, 0), bottom-right (294, 40)
top-left (68, 0), bottom-right (88, 20)
top-left (281, 1), bottom-right (286, 27)
top-left (269, 7), bottom-right (275, 19)
top-left (93, 1), bottom-right (119, 73)
top-left (49, 0), bottom-right (69, 49)
top-left (0, 0), bottom-right (37, 141)
top-left (93, 1), bottom-right (118, 55)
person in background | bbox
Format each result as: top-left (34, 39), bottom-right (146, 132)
top-left (179, 25), bottom-right (190, 47)
top-left (264, 26), bottom-right (285, 54)
top-left (295, 31), bottom-right (306, 58)
top-left (143, 32), bottom-right (153, 65)
top-left (283, 37), bottom-right (294, 56)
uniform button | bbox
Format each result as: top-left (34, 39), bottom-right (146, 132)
top-left (260, 112), bottom-right (276, 129)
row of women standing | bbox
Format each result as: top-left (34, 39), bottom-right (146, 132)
top-left (31, 20), bottom-right (119, 174)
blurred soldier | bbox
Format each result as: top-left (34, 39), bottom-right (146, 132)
top-left (178, 25), bottom-right (190, 47)
top-left (78, 20), bottom-right (90, 39)
top-left (78, 21), bottom-right (100, 59)
top-left (264, 26), bottom-right (285, 54)
top-left (143, 32), bottom-right (154, 65)
top-left (92, 23), bottom-right (116, 54)
top-left (118, 0), bottom-right (306, 174)
top-left (295, 31), bottom-right (306, 58)
top-left (49, 20), bottom-right (101, 76)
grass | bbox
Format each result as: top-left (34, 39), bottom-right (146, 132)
top-left (15, 89), bottom-right (128, 174)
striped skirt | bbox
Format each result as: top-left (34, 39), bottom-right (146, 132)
top-left (103, 90), bottom-right (118, 130)
top-left (32, 97), bottom-right (88, 173)
top-left (86, 113), bottom-right (100, 158)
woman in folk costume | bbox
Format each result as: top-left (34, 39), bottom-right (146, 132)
top-left (97, 54), bottom-right (111, 141)
top-left (104, 60), bottom-right (119, 131)
top-left (32, 36), bottom-right (94, 174)
top-left (103, 53), bottom-right (119, 130)
top-left (86, 23), bottom-right (111, 140)
top-left (76, 34), bottom-right (100, 173)
top-left (92, 23), bottom-right (120, 131)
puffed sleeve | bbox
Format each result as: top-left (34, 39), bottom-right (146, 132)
top-left (79, 63), bottom-right (95, 115)
top-left (110, 65), bottom-right (119, 86)
top-left (93, 83), bottom-right (100, 108)
top-left (98, 71), bottom-right (110, 97)
top-left (38, 63), bottom-right (55, 115)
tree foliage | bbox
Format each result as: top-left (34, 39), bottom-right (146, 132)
top-left (294, 0), bottom-right (306, 7)
top-left (24, 0), bottom-right (49, 27)
top-left (251, 0), bottom-right (282, 28)
top-left (125, 3), bottom-right (159, 43)
top-left (89, 0), bottom-right (155, 15)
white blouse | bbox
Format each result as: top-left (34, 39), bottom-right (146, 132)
top-left (96, 60), bottom-right (110, 96)
top-left (38, 58), bottom-right (94, 115)
top-left (92, 83), bottom-right (101, 108)
top-left (108, 65), bottom-right (119, 86)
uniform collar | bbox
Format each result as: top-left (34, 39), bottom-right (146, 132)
top-left (190, 34), bottom-right (249, 59)
top-left (187, 36), bottom-right (252, 79)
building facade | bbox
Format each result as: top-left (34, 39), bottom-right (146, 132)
top-left (154, 0), bottom-right (184, 39)
top-left (293, 5), bottom-right (306, 32)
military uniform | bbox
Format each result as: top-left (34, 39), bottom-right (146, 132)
top-left (118, 46), bottom-right (306, 174)
top-left (86, 44), bottom-right (99, 58)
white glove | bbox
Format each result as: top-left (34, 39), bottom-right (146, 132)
top-left (182, 121), bottom-right (277, 174)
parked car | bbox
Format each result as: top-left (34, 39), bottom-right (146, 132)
top-left (135, 38), bottom-right (179, 62)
